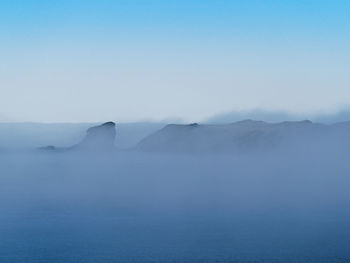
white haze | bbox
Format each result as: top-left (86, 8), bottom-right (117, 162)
top-left (207, 108), bottom-right (350, 124)
top-left (1, 124), bottom-right (350, 262)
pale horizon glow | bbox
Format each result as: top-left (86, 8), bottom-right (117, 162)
top-left (1, 0), bottom-right (350, 123)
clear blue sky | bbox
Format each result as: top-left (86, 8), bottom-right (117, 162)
top-left (1, 0), bottom-right (349, 122)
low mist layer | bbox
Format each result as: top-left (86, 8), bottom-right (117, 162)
top-left (1, 121), bottom-right (350, 262)
top-left (1, 149), bottom-right (350, 262)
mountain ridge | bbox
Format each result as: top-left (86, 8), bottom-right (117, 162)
top-left (136, 119), bottom-right (350, 153)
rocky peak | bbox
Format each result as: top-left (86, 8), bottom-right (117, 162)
top-left (74, 122), bottom-right (116, 151)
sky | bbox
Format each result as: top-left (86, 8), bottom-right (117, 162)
top-left (0, 0), bottom-right (350, 123)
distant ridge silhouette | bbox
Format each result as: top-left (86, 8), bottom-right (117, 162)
top-left (136, 120), bottom-right (350, 153)
top-left (39, 122), bottom-right (116, 152)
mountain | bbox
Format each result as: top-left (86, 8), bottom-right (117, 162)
top-left (0, 122), bottom-right (163, 150)
top-left (206, 108), bottom-right (350, 124)
top-left (136, 120), bottom-right (350, 153)
top-left (39, 122), bottom-right (117, 152)
top-left (71, 122), bottom-right (116, 151)
top-left (7, 119), bottom-right (350, 154)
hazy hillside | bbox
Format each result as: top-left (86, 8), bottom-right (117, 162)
top-left (0, 122), bottom-right (164, 150)
top-left (2, 120), bottom-right (350, 153)
top-left (137, 120), bottom-right (350, 153)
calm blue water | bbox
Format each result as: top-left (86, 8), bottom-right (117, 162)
top-left (0, 152), bottom-right (350, 262)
